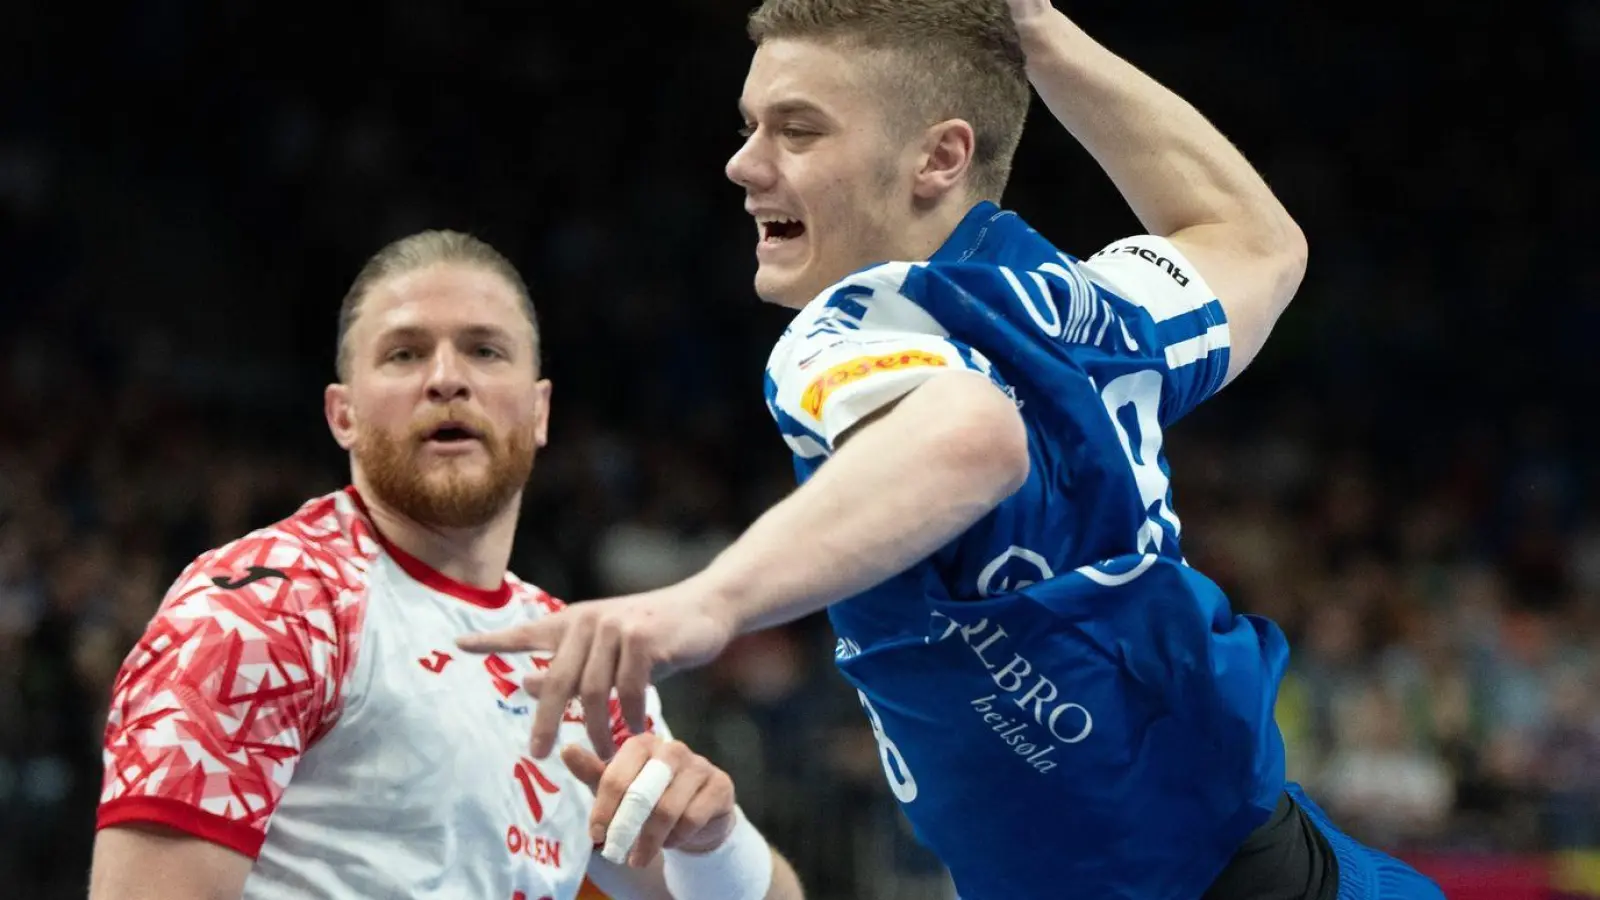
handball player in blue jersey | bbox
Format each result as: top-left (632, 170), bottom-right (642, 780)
top-left (463, 1), bottom-right (1446, 898)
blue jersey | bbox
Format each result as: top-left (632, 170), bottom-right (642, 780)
top-left (762, 203), bottom-right (1291, 899)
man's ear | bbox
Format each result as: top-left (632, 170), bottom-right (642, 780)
top-left (912, 118), bottom-right (977, 202)
top-left (325, 383), bottom-right (356, 450)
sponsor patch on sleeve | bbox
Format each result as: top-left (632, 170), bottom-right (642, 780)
top-left (799, 350), bottom-right (948, 417)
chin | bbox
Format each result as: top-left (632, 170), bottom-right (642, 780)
top-left (752, 271), bottom-right (790, 308)
top-left (754, 267), bottom-right (817, 311)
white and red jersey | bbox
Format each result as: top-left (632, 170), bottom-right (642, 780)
top-left (98, 487), bottom-right (664, 900)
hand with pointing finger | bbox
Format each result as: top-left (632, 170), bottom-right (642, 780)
top-left (458, 584), bottom-right (735, 759)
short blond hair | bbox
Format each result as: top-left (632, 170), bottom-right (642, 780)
top-left (748, 0), bottom-right (1029, 201)
top-left (335, 230), bottom-right (538, 380)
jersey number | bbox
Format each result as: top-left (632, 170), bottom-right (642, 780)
top-left (1008, 263), bottom-right (1180, 558)
top-left (858, 691), bottom-right (918, 803)
top-left (1089, 370), bottom-right (1179, 584)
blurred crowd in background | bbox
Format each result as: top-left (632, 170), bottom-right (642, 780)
top-left (3, 0), bottom-right (1598, 897)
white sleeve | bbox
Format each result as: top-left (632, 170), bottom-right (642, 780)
top-left (766, 263), bottom-right (1001, 451)
top-left (1079, 235), bottom-right (1219, 321)
top-left (1078, 235), bottom-right (1231, 421)
top-left (773, 333), bottom-right (992, 449)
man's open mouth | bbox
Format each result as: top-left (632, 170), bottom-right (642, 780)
top-left (424, 422), bottom-right (482, 444)
top-left (759, 216), bottom-right (806, 244)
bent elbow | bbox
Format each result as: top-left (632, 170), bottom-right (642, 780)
top-left (1239, 209), bottom-right (1309, 311)
top-left (1277, 219), bottom-right (1309, 303)
top-left (1241, 215), bottom-right (1309, 327)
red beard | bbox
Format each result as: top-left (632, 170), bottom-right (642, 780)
top-left (354, 408), bottom-right (537, 529)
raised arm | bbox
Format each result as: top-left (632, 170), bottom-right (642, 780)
top-left (1007, 1), bottom-right (1307, 384)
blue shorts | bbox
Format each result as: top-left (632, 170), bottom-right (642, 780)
top-left (1286, 783), bottom-right (1446, 900)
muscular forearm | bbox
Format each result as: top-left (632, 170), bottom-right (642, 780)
top-left (696, 373), bottom-right (1028, 635)
top-left (1015, 11), bottom-right (1294, 248)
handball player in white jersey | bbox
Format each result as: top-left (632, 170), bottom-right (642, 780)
top-left (87, 231), bottom-right (804, 900)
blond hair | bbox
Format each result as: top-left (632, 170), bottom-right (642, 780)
top-left (335, 230), bottom-right (538, 379)
top-left (748, 0), bottom-right (1029, 201)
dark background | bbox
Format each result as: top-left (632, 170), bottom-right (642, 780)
top-left (2, 1), bottom-right (1597, 897)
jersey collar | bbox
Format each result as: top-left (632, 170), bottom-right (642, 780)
top-left (344, 485), bottom-right (513, 609)
top-left (930, 200), bottom-right (1013, 264)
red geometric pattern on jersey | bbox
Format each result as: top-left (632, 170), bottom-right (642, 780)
top-left (97, 485), bottom-right (660, 896)
top-left (526, 586), bottom-right (563, 617)
top-left (98, 492), bottom-right (374, 858)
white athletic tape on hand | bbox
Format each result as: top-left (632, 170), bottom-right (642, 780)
top-left (600, 756), bottom-right (676, 864)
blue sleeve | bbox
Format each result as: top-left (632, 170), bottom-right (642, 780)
top-left (890, 237), bottom-right (1228, 426)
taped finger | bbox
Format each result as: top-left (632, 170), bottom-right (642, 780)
top-left (600, 755), bottom-right (675, 864)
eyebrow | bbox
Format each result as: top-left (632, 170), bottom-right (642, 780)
top-left (739, 98), bottom-right (833, 123)
top-left (377, 323), bottom-right (518, 345)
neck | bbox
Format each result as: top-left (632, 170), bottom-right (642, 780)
top-left (904, 194), bottom-right (984, 262)
top-left (351, 473), bottom-right (520, 591)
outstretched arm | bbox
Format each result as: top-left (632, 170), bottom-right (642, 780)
top-left (1007, 1), bottom-right (1307, 384)
top-left (459, 370), bottom-right (1028, 758)
top-left (698, 369), bottom-right (1027, 634)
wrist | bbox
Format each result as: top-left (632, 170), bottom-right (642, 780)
top-left (1012, 6), bottom-right (1065, 43)
top-left (672, 812), bottom-right (736, 855)
top-left (689, 554), bottom-right (758, 637)
top-left (1013, 8), bottom-right (1082, 67)
top-left (663, 807), bottom-right (772, 900)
